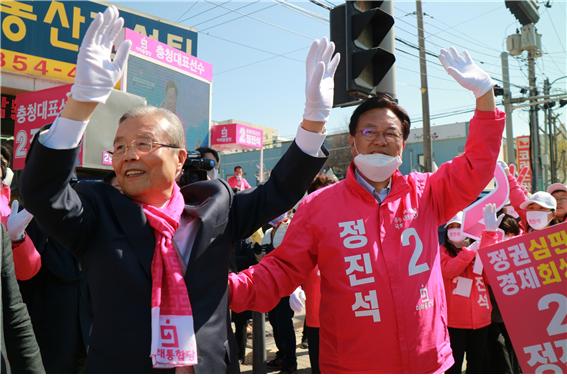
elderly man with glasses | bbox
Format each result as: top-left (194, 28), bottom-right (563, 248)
top-left (229, 48), bottom-right (506, 373)
top-left (21, 6), bottom-right (338, 373)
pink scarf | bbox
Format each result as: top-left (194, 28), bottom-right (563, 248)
top-left (142, 184), bottom-right (198, 369)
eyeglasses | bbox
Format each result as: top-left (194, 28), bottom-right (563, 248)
top-left (108, 137), bottom-right (179, 158)
top-left (357, 128), bottom-right (402, 142)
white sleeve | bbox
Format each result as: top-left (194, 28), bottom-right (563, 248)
top-left (294, 124), bottom-right (326, 158)
top-left (38, 117), bottom-right (88, 149)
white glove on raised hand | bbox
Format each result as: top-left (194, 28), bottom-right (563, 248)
top-left (70, 6), bottom-right (131, 103)
top-left (289, 287), bottom-right (306, 313)
top-left (483, 203), bottom-right (505, 232)
top-left (439, 47), bottom-right (495, 98)
top-left (7, 200), bottom-right (34, 242)
top-left (303, 37), bottom-right (341, 123)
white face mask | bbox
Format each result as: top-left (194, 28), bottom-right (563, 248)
top-left (447, 228), bottom-right (465, 243)
top-left (353, 148), bottom-right (402, 183)
top-left (207, 168), bottom-right (218, 180)
top-left (526, 210), bottom-right (551, 230)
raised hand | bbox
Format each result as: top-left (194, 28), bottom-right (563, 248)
top-left (508, 163), bottom-right (530, 195)
top-left (439, 47), bottom-right (495, 98)
top-left (483, 203), bottom-right (504, 232)
top-left (7, 200), bottom-right (34, 242)
top-left (303, 37), bottom-right (341, 123)
top-left (70, 6), bottom-right (131, 104)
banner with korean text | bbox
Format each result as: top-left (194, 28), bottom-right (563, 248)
top-left (1, 1), bottom-right (197, 82)
top-left (210, 123), bottom-right (264, 151)
top-left (122, 28), bottom-right (212, 150)
top-left (478, 222), bottom-right (567, 374)
top-left (12, 84), bottom-right (72, 170)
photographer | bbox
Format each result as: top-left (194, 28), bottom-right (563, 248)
top-left (177, 147), bottom-right (219, 186)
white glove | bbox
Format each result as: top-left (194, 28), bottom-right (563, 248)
top-left (3, 167), bottom-right (14, 186)
top-left (468, 240), bottom-right (480, 252)
top-left (303, 37), bottom-right (341, 123)
top-left (289, 287), bottom-right (306, 313)
top-left (483, 203), bottom-right (505, 232)
top-left (70, 6), bottom-right (131, 103)
top-left (7, 200), bottom-right (34, 242)
top-left (438, 47), bottom-right (495, 98)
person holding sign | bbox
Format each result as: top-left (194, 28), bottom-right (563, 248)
top-left (229, 47), bottom-right (506, 373)
top-left (20, 5), bottom-right (337, 373)
top-left (440, 211), bottom-right (493, 373)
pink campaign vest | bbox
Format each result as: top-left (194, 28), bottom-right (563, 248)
top-left (229, 109), bottom-right (506, 373)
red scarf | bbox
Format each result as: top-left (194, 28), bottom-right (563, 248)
top-left (142, 184), bottom-right (197, 369)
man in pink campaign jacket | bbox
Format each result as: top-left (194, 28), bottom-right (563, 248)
top-left (229, 47), bottom-right (506, 373)
top-left (227, 166), bottom-right (252, 191)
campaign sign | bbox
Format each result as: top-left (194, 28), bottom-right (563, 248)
top-left (13, 84), bottom-right (72, 170)
top-left (478, 222), bottom-right (567, 373)
top-left (211, 123), bottom-right (263, 151)
top-left (462, 163), bottom-right (510, 240)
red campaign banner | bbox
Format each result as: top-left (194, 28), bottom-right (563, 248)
top-left (515, 135), bottom-right (532, 192)
top-left (12, 84), bottom-right (72, 170)
top-left (478, 222), bottom-right (567, 374)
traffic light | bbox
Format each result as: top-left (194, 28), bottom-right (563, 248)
top-left (505, 0), bottom-right (539, 26)
top-left (493, 85), bottom-right (504, 97)
top-left (330, 1), bottom-right (396, 107)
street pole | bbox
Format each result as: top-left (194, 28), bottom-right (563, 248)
top-left (501, 52), bottom-right (515, 163)
top-left (416, 0), bottom-right (432, 172)
top-left (252, 311), bottom-right (267, 373)
top-left (544, 79), bottom-right (557, 183)
top-left (259, 146), bottom-right (264, 183)
top-left (527, 49), bottom-right (542, 191)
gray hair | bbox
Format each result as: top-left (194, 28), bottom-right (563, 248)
top-left (119, 106), bottom-right (186, 149)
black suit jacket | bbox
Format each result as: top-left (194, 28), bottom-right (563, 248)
top-left (21, 138), bottom-right (326, 373)
top-left (0, 225), bottom-right (44, 373)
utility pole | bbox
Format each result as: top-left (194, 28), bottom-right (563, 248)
top-left (544, 78), bottom-right (556, 183)
top-left (527, 49), bottom-right (542, 191)
top-left (501, 52), bottom-right (515, 163)
top-left (415, 0), bottom-right (432, 172)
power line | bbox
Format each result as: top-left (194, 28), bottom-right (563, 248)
top-left (178, 1), bottom-right (231, 23)
top-left (544, 5), bottom-right (566, 53)
top-left (273, 0), bottom-right (329, 22)
top-left (175, 2), bottom-right (200, 22)
top-left (193, 1), bottom-right (263, 29)
top-left (200, 1), bottom-right (314, 39)
top-left (199, 31), bottom-right (303, 63)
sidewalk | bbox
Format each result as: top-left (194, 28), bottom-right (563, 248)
top-left (237, 313), bottom-right (313, 374)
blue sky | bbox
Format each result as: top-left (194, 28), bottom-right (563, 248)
top-left (115, 0), bottom-right (566, 140)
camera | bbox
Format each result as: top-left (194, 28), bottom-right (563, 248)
top-left (178, 150), bottom-right (216, 186)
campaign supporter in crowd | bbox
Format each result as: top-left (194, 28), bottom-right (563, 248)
top-left (440, 211), bottom-right (492, 373)
top-left (228, 166), bottom-right (252, 192)
top-left (296, 173), bottom-right (339, 374)
top-left (18, 216), bottom-right (91, 373)
top-left (262, 215), bottom-right (298, 373)
top-left (229, 47), bottom-right (506, 373)
top-left (503, 163), bottom-right (530, 231)
top-left (20, 6), bottom-right (335, 373)
top-left (485, 212), bottom-right (522, 373)
top-left (229, 238), bottom-right (256, 366)
top-left (547, 182), bottom-right (567, 223)
top-left (0, 225), bottom-right (45, 373)
top-left (0, 147), bottom-right (41, 281)
top-left (520, 191), bottom-right (559, 232)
